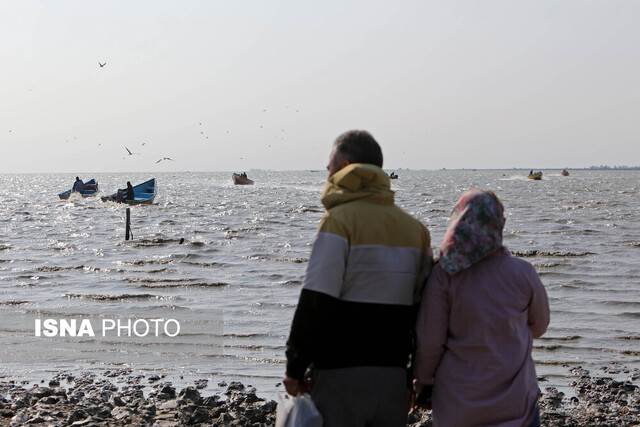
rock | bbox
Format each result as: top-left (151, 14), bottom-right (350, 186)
top-left (189, 407), bottom-right (212, 424)
top-left (159, 399), bottom-right (179, 410)
top-left (30, 387), bottom-right (54, 399)
top-left (66, 409), bottom-right (88, 424)
top-left (226, 381), bottom-right (245, 393)
top-left (69, 417), bottom-right (93, 426)
top-left (37, 396), bottom-right (59, 405)
top-left (178, 386), bottom-right (201, 403)
top-left (25, 415), bottom-right (46, 424)
top-left (202, 395), bottom-right (221, 408)
top-left (216, 412), bottom-right (234, 424)
top-left (161, 384), bottom-right (176, 397)
top-left (108, 394), bottom-right (126, 407)
top-left (110, 406), bottom-right (134, 421)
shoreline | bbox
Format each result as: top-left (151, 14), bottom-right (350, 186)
top-left (0, 366), bottom-right (638, 426)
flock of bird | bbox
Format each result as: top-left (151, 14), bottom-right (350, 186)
top-left (7, 60), bottom-right (305, 167)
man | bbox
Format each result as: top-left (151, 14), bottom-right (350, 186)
top-left (125, 181), bottom-right (135, 201)
top-left (72, 177), bottom-right (84, 193)
top-left (283, 130), bottom-right (433, 426)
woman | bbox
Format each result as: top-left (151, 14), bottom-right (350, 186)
top-left (414, 190), bottom-right (550, 427)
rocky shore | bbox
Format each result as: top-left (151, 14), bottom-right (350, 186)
top-left (0, 366), bottom-right (638, 426)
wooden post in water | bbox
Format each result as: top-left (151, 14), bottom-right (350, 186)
top-left (125, 208), bottom-right (131, 240)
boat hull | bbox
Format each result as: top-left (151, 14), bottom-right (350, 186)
top-left (101, 178), bottom-right (157, 205)
top-left (58, 179), bottom-right (99, 199)
top-left (232, 174), bottom-right (254, 185)
top-left (528, 172), bottom-right (543, 180)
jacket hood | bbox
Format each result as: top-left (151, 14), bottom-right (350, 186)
top-left (321, 163), bottom-right (394, 210)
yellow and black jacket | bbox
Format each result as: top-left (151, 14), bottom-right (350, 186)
top-left (285, 163), bottom-right (432, 381)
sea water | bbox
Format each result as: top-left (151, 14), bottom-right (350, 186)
top-left (0, 170), bottom-right (638, 399)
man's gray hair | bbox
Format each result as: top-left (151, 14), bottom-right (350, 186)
top-left (334, 130), bottom-right (383, 167)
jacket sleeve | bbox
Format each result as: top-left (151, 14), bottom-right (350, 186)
top-left (285, 289), bottom-right (338, 380)
top-left (285, 215), bottom-right (349, 380)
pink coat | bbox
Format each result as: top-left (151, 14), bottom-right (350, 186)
top-left (415, 250), bottom-right (550, 427)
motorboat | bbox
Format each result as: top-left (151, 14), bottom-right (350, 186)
top-left (528, 171), bottom-right (543, 180)
top-left (232, 173), bottom-right (254, 185)
top-left (58, 179), bottom-right (99, 199)
top-left (101, 178), bottom-right (157, 205)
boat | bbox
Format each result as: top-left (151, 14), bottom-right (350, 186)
top-left (388, 172), bottom-right (398, 179)
top-left (527, 171), bottom-right (543, 180)
top-left (561, 169), bottom-right (570, 176)
top-left (58, 179), bottom-right (100, 200)
top-left (232, 173), bottom-right (254, 185)
top-left (101, 178), bottom-right (157, 205)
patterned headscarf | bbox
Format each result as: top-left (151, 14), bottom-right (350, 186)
top-left (439, 189), bottom-right (505, 275)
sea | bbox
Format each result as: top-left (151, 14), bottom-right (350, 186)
top-left (0, 170), bottom-right (638, 400)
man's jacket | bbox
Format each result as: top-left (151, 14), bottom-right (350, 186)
top-left (286, 163), bottom-right (432, 380)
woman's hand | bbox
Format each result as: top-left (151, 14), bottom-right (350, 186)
top-left (411, 384), bottom-right (433, 412)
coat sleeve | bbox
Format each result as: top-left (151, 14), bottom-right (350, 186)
top-left (414, 265), bottom-right (449, 390)
top-left (527, 267), bottom-right (550, 338)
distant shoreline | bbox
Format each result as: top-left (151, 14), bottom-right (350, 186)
top-left (4, 167), bottom-right (640, 175)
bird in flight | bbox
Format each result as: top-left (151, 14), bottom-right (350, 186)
top-left (125, 146), bottom-right (140, 155)
top-left (156, 157), bottom-right (174, 163)
top-left (99, 62), bottom-right (106, 67)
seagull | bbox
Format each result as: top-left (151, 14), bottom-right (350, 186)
top-left (156, 157), bottom-right (174, 163)
top-left (99, 62), bottom-right (106, 67)
top-left (125, 146), bottom-right (140, 155)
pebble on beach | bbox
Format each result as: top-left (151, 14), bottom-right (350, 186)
top-left (0, 366), bottom-right (638, 426)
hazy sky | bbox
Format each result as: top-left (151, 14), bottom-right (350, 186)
top-left (2, 1), bottom-right (639, 173)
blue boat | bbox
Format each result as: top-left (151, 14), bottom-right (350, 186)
top-left (101, 178), bottom-right (157, 205)
top-left (58, 179), bottom-right (100, 200)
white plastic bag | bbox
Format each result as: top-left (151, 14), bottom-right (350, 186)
top-left (275, 393), bottom-right (323, 427)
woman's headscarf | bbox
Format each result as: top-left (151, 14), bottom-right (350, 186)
top-left (439, 189), bottom-right (505, 275)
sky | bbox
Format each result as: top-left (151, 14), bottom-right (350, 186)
top-left (1, 1), bottom-right (639, 173)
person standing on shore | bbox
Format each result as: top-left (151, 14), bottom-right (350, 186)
top-left (413, 189), bottom-right (550, 427)
top-left (283, 130), bottom-right (433, 426)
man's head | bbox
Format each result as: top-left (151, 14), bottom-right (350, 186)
top-left (76, 177), bottom-right (80, 181)
top-left (327, 130), bottom-right (383, 176)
